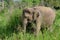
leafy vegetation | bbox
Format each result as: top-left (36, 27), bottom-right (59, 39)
top-left (0, 0), bottom-right (60, 40)
top-left (0, 8), bottom-right (59, 40)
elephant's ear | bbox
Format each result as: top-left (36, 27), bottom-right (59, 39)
top-left (37, 12), bottom-right (40, 17)
top-left (33, 7), bottom-right (40, 17)
top-left (23, 8), bottom-right (31, 14)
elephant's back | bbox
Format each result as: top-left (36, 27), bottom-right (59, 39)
top-left (34, 6), bottom-right (56, 26)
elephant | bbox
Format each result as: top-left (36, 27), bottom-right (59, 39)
top-left (33, 6), bottom-right (56, 32)
top-left (22, 6), bottom-right (56, 36)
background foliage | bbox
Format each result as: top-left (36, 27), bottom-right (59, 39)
top-left (0, 0), bottom-right (60, 40)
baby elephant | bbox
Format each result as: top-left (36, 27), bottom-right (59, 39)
top-left (34, 6), bottom-right (56, 32)
top-left (22, 6), bottom-right (56, 36)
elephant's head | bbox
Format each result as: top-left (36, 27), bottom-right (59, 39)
top-left (23, 8), bottom-right (34, 22)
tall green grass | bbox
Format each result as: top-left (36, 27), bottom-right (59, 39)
top-left (0, 8), bottom-right (60, 40)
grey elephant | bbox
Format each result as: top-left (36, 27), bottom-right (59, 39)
top-left (22, 6), bottom-right (56, 36)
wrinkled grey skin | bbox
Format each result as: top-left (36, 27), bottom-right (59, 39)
top-left (22, 8), bottom-right (33, 35)
top-left (32, 8), bottom-right (42, 36)
top-left (34, 6), bottom-right (56, 32)
top-left (22, 6), bottom-right (56, 36)
top-left (22, 8), bottom-right (42, 36)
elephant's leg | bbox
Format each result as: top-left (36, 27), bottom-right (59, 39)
top-left (36, 22), bottom-right (41, 36)
top-left (23, 18), bottom-right (28, 34)
top-left (33, 19), bottom-right (41, 40)
top-left (47, 23), bottom-right (53, 32)
top-left (35, 19), bottom-right (41, 37)
top-left (48, 25), bottom-right (53, 32)
top-left (23, 18), bottom-right (28, 40)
